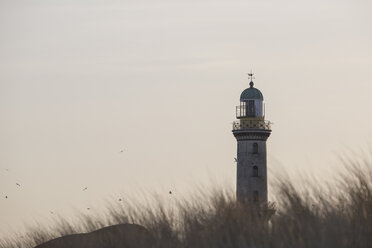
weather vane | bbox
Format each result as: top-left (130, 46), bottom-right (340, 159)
top-left (247, 71), bottom-right (255, 81)
top-left (247, 71), bottom-right (255, 87)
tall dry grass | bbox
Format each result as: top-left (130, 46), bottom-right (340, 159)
top-left (1, 158), bottom-right (371, 248)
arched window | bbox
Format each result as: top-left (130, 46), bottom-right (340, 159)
top-left (253, 143), bottom-right (258, 154)
top-left (252, 166), bottom-right (258, 177)
top-left (253, 191), bottom-right (259, 202)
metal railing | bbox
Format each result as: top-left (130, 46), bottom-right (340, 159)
top-left (232, 120), bottom-right (271, 130)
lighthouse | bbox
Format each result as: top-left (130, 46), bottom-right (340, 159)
top-left (232, 73), bottom-right (271, 205)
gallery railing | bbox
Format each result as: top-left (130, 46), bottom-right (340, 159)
top-left (232, 120), bottom-right (271, 130)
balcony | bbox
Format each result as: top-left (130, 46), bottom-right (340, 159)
top-left (232, 119), bottom-right (271, 131)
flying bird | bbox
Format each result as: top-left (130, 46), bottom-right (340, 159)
top-left (87, 208), bottom-right (90, 210)
top-left (118, 198), bottom-right (122, 201)
top-left (169, 191), bottom-right (172, 195)
top-left (5, 196), bottom-right (8, 199)
top-left (16, 183), bottom-right (20, 187)
top-left (234, 158), bottom-right (238, 163)
top-left (83, 187), bottom-right (88, 191)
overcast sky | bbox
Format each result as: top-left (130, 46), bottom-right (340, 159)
top-left (1, 0), bottom-right (372, 236)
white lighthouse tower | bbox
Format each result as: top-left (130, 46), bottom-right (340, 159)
top-left (232, 73), bottom-right (271, 205)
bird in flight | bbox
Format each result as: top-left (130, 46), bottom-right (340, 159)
top-left (169, 191), bottom-right (172, 195)
top-left (234, 158), bottom-right (238, 163)
top-left (5, 196), bottom-right (8, 199)
top-left (87, 208), bottom-right (90, 210)
top-left (118, 198), bottom-right (122, 201)
top-left (83, 187), bottom-right (88, 191)
top-left (16, 183), bottom-right (20, 187)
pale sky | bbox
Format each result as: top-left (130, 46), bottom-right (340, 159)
top-left (1, 0), bottom-right (372, 236)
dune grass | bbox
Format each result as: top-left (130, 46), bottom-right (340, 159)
top-left (1, 158), bottom-right (371, 248)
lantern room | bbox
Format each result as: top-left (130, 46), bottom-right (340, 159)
top-left (236, 81), bottom-right (264, 119)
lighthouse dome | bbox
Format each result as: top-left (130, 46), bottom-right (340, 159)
top-left (240, 82), bottom-right (264, 101)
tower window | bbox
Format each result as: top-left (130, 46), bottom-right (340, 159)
top-left (252, 166), bottom-right (258, 177)
top-left (253, 191), bottom-right (259, 202)
top-left (253, 143), bottom-right (259, 154)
